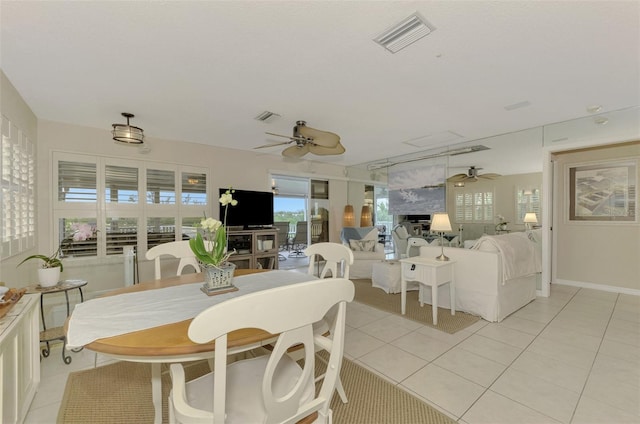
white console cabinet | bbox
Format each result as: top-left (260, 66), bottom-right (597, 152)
top-left (0, 294), bottom-right (40, 424)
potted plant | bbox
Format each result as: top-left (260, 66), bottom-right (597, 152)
top-left (18, 248), bottom-right (64, 287)
top-left (190, 188), bottom-right (238, 290)
top-left (18, 223), bottom-right (97, 287)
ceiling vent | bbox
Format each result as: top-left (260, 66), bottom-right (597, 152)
top-left (374, 12), bottom-right (436, 53)
top-left (254, 111), bottom-right (281, 123)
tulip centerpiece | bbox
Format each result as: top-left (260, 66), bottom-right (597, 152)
top-left (190, 189), bottom-right (238, 290)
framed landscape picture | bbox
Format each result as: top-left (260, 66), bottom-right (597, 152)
top-left (569, 159), bottom-right (637, 222)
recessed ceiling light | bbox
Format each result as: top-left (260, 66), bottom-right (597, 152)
top-left (594, 116), bottom-right (609, 125)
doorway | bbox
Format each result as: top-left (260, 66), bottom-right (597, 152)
top-left (271, 175), bottom-right (330, 269)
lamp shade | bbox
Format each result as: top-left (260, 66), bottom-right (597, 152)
top-left (430, 213), bottom-right (452, 232)
top-left (112, 112), bottom-right (144, 145)
top-left (523, 212), bottom-right (538, 224)
top-left (343, 205), bottom-right (355, 227)
top-left (360, 205), bottom-right (372, 227)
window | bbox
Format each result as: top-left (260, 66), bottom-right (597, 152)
top-left (1, 115), bottom-right (35, 259)
top-left (517, 188), bottom-right (541, 223)
top-left (54, 153), bottom-right (209, 259)
top-left (455, 189), bottom-right (494, 223)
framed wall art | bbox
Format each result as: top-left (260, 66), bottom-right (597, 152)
top-left (568, 159), bottom-right (637, 222)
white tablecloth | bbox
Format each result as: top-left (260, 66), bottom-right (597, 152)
top-left (66, 270), bottom-right (315, 348)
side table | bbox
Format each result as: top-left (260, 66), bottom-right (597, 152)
top-left (399, 258), bottom-right (455, 325)
top-left (26, 279), bottom-right (87, 364)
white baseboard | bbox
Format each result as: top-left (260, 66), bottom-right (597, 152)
top-left (554, 279), bottom-right (640, 296)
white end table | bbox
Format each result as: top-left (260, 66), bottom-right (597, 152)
top-left (399, 257), bottom-right (455, 325)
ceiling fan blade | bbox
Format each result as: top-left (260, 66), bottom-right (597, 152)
top-left (308, 142), bottom-right (345, 156)
top-left (282, 144), bottom-right (309, 158)
top-left (479, 173), bottom-right (502, 179)
top-left (297, 126), bottom-right (340, 148)
top-left (264, 132), bottom-right (305, 142)
top-left (253, 141), bottom-right (292, 149)
top-left (446, 173), bottom-right (468, 182)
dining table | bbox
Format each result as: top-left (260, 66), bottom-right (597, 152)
top-left (65, 268), bottom-right (316, 424)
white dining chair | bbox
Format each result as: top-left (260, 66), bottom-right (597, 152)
top-left (302, 242), bottom-right (353, 404)
top-left (305, 242), bottom-right (354, 279)
top-left (145, 240), bottom-right (201, 280)
top-left (168, 278), bottom-right (354, 424)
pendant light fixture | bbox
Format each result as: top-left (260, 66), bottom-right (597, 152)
top-left (343, 205), bottom-right (355, 227)
top-left (112, 112), bottom-right (144, 145)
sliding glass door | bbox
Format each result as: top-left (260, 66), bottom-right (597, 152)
top-left (271, 175), bottom-right (329, 268)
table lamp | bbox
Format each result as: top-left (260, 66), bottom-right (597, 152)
top-left (431, 213), bottom-right (452, 261)
top-left (524, 212), bottom-right (538, 230)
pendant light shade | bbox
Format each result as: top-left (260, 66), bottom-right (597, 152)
top-left (360, 205), bottom-right (372, 227)
top-left (343, 205), bottom-right (355, 227)
top-left (112, 112), bottom-right (144, 145)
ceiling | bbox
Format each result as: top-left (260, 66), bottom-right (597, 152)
top-left (1, 1), bottom-right (638, 175)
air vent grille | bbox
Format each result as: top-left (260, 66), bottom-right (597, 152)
top-left (374, 13), bottom-right (435, 53)
top-left (254, 111), bottom-right (281, 123)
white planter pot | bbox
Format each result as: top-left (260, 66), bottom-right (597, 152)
top-left (38, 267), bottom-right (61, 287)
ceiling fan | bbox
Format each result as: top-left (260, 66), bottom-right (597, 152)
top-left (254, 120), bottom-right (345, 158)
top-left (447, 166), bottom-right (501, 183)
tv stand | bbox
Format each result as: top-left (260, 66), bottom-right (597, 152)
top-left (227, 228), bottom-right (278, 270)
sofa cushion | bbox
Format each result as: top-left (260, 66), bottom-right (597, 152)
top-left (349, 239), bottom-right (377, 252)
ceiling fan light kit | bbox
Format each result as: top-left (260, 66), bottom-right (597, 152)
top-left (112, 112), bottom-right (144, 145)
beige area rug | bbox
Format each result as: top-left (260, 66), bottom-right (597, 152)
top-left (58, 356), bottom-right (456, 424)
top-left (352, 279), bottom-right (481, 334)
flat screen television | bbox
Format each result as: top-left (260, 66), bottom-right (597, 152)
top-left (219, 188), bottom-right (274, 229)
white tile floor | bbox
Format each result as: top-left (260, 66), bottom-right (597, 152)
top-left (26, 284), bottom-right (640, 423)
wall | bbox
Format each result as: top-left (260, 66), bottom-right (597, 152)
top-left (0, 71), bottom-right (38, 286)
top-left (553, 142), bottom-right (640, 290)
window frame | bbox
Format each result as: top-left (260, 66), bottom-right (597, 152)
top-left (53, 152), bottom-right (210, 261)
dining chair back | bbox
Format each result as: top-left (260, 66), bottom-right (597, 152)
top-left (301, 242), bottom-right (353, 404)
top-left (145, 240), bottom-right (199, 280)
top-left (169, 278), bottom-right (355, 424)
top-left (304, 242), bottom-right (354, 279)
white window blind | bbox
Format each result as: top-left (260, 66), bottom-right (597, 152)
top-left (1, 115), bottom-right (35, 259)
top-left (147, 168), bottom-right (175, 204)
top-left (53, 152), bottom-right (209, 259)
top-left (106, 165), bottom-right (138, 203)
top-left (181, 172), bottom-right (206, 205)
top-left (517, 188), bottom-right (541, 223)
top-left (455, 189), bottom-right (494, 223)
top-left (58, 161), bottom-right (97, 202)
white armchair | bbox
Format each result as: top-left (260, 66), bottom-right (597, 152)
top-left (340, 227), bottom-right (385, 279)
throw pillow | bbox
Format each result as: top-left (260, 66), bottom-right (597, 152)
top-left (362, 228), bottom-right (379, 241)
top-left (349, 239), bottom-right (376, 252)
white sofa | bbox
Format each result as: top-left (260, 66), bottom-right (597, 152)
top-left (417, 232), bottom-right (541, 322)
top-left (341, 227), bottom-right (385, 279)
